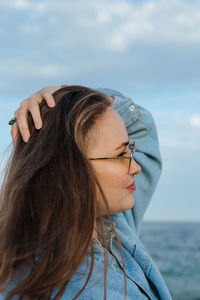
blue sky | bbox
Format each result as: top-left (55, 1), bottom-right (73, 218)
top-left (0, 0), bottom-right (200, 221)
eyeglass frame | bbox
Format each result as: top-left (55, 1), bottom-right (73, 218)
top-left (89, 141), bottom-right (136, 175)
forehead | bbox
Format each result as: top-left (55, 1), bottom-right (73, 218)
top-left (87, 107), bottom-right (128, 155)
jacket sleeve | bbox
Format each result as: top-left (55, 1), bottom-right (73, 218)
top-left (96, 88), bottom-right (163, 236)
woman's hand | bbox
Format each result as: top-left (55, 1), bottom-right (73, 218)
top-left (11, 85), bottom-right (114, 147)
top-left (11, 86), bottom-right (64, 146)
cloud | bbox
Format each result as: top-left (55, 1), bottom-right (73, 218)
top-left (105, 0), bottom-right (200, 51)
top-left (0, 0), bottom-right (45, 11)
top-left (189, 115), bottom-right (200, 128)
top-left (149, 108), bottom-right (200, 153)
top-left (0, 0), bottom-right (200, 96)
top-left (1, 0), bottom-right (200, 48)
top-left (0, 60), bottom-right (69, 78)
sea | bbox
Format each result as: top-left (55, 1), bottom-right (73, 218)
top-left (140, 222), bottom-right (200, 300)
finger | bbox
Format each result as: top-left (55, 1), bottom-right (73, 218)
top-left (29, 101), bottom-right (43, 129)
top-left (14, 107), bottom-right (20, 119)
top-left (60, 85), bottom-right (68, 88)
top-left (11, 122), bottom-right (19, 148)
top-left (43, 92), bottom-right (55, 108)
top-left (18, 95), bottom-right (43, 141)
top-left (17, 106), bottom-right (30, 143)
top-left (28, 94), bottom-right (43, 105)
top-left (108, 96), bottom-right (114, 104)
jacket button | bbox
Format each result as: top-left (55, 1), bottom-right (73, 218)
top-left (129, 105), bottom-right (135, 111)
top-left (114, 263), bottom-right (118, 269)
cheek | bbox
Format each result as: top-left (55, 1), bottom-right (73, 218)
top-left (93, 163), bottom-right (135, 215)
top-left (95, 164), bottom-right (134, 215)
top-left (96, 163), bottom-right (128, 192)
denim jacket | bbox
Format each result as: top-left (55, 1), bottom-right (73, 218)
top-left (0, 88), bottom-right (172, 300)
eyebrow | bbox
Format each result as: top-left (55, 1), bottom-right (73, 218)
top-left (115, 141), bottom-right (129, 150)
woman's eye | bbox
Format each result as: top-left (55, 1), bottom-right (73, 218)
top-left (118, 151), bottom-right (127, 157)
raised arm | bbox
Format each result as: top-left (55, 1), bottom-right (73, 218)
top-left (96, 88), bottom-right (163, 235)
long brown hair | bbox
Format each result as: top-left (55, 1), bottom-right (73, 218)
top-left (0, 86), bottom-right (127, 299)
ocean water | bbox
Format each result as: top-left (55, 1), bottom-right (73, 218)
top-left (140, 222), bottom-right (200, 300)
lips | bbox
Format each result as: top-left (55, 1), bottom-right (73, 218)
top-left (127, 181), bottom-right (135, 188)
top-left (126, 182), bottom-right (136, 191)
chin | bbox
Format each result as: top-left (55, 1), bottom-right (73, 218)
top-left (115, 195), bottom-right (135, 214)
top-left (124, 195), bottom-right (135, 210)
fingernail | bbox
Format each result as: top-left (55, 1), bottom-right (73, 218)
top-left (49, 102), bottom-right (55, 108)
top-left (24, 135), bottom-right (29, 143)
top-left (36, 124), bottom-right (42, 130)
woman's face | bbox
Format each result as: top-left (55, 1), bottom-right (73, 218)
top-left (87, 107), bottom-right (141, 215)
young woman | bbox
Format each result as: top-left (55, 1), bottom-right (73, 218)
top-left (0, 85), bottom-right (172, 299)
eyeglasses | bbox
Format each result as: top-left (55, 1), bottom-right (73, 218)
top-left (89, 141), bottom-right (136, 175)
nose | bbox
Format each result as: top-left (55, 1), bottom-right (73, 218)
top-left (130, 158), bottom-right (141, 175)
